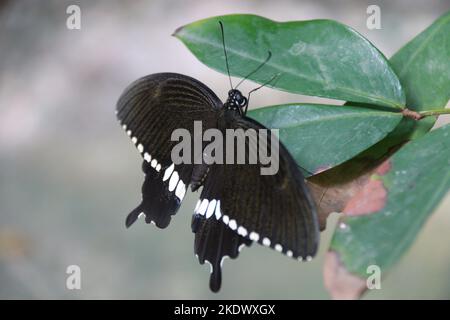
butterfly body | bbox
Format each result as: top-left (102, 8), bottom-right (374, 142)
top-left (116, 72), bottom-right (320, 292)
top-left (224, 89), bottom-right (248, 114)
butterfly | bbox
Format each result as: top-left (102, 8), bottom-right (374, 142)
top-left (115, 22), bottom-right (319, 292)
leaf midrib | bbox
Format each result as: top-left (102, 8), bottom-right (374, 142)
top-left (383, 160), bottom-right (450, 270)
top-left (396, 13), bottom-right (450, 78)
top-left (252, 110), bottom-right (401, 130)
top-left (180, 32), bottom-right (404, 109)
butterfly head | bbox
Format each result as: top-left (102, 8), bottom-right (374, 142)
top-left (225, 89), bottom-right (248, 113)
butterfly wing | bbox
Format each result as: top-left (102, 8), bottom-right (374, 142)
top-left (192, 214), bottom-right (252, 292)
top-left (192, 114), bottom-right (319, 290)
top-left (116, 73), bottom-right (222, 228)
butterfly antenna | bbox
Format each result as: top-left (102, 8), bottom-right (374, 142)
top-left (235, 51), bottom-right (272, 89)
top-left (244, 73), bottom-right (281, 114)
top-left (219, 21), bottom-right (233, 89)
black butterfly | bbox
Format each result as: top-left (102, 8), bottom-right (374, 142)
top-left (115, 22), bottom-right (319, 292)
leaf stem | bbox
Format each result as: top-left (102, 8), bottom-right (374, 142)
top-left (400, 108), bottom-right (450, 120)
top-left (419, 109), bottom-right (450, 118)
top-left (401, 108), bottom-right (422, 120)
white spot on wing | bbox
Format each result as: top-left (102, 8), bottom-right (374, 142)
top-left (262, 238), bottom-right (271, 247)
top-left (214, 200), bottom-right (221, 220)
top-left (156, 164), bottom-right (161, 172)
top-left (204, 260), bottom-right (213, 274)
top-left (194, 200), bottom-right (201, 212)
top-left (220, 255), bottom-right (229, 268)
top-left (249, 232), bottom-right (259, 241)
top-left (222, 215), bottom-right (229, 225)
top-left (137, 144), bottom-right (144, 153)
top-left (237, 226), bottom-right (247, 237)
top-left (286, 250), bottom-right (293, 257)
top-left (206, 200), bottom-right (216, 219)
top-left (131, 137), bottom-right (137, 144)
top-left (144, 153), bottom-right (151, 162)
top-left (198, 199), bottom-right (209, 216)
top-left (163, 163), bottom-right (174, 182)
top-left (175, 181), bottom-right (186, 201)
top-left (275, 244), bottom-right (283, 252)
top-left (168, 171), bottom-right (179, 192)
top-left (228, 219), bottom-right (237, 230)
top-left (151, 159), bottom-right (157, 168)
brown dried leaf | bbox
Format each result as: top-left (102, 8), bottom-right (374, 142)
top-left (307, 157), bottom-right (380, 230)
top-left (306, 134), bottom-right (404, 230)
top-left (323, 251), bottom-right (367, 300)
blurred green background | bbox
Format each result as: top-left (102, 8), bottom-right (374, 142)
top-left (0, 0), bottom-right (449, 299)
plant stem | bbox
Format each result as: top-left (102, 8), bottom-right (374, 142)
top-left (419, 109), bottom-right (450, 117)
top-left (401, 108), bottom-right (450, 120)
top-left (401, 108), bottom-right (422, 120)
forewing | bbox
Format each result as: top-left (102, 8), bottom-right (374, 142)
top-left (116, 73), bottom-right (222, 228)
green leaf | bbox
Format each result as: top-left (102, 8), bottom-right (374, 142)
top-left (391, 11), bottom-right (450, 113)
top-left (174, 14), bottom-right (405, 109)
top-left (334, 11), bottom-right (450, 176)
top-left (248, 104), bottom-right (402, 176)
top-left (381, 10), bottom-right (450, 140)
top-left (330, 123), bottom-right (450, 277)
